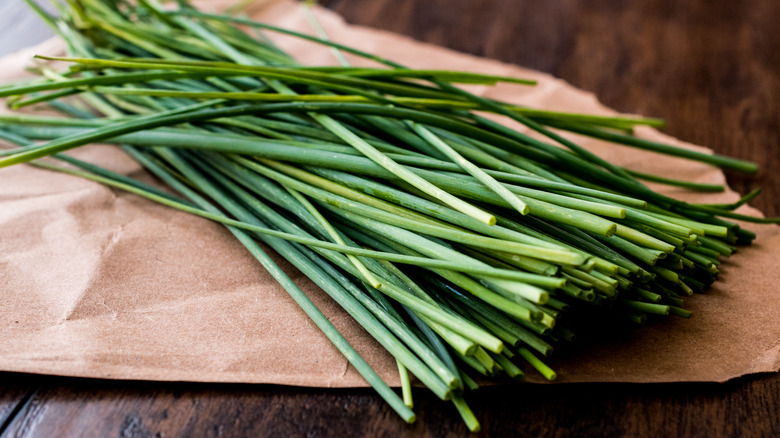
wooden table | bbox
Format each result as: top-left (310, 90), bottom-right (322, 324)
top-left (1, 0), bottom-right (778, 435)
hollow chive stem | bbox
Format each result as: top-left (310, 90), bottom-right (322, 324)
top-left (507, 108), bottom-right (665, 128)
top-left (697, 188), bottom-right (761, 210)
top-left (195, 153), bottom-right (467, 388)
top-left (356, 228), bottom-right (542, 324)
top-left (544, 120), bottom-right (759, 174)
top-left (285, 186), bottom-right (382, 288)
top-left (626, 169), bottom-right (726, 192)
top-left (397, 361), bottom-right (414, 408)
top-left (237, 158), bottom-right (585, 264)
top-left (156, 147), bottom-right (456, 400)
top-left (620, 300), bottom-right (671, 316)
top-left (451, 394), bottom-right (481, 432)
top-left (310, 113), bottom-right (496, 225)
top-left (517, 347), bottom-right (557, 381)
top-left (409, 121), bottom-right (529, 215)
top-left (38, 56), bottom-right (456, 102)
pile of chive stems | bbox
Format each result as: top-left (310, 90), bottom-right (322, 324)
top-left (0, 0), bottom-right (774, 431)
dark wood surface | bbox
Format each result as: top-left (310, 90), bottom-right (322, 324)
top-left (1, 0), bottom-right (779, 436)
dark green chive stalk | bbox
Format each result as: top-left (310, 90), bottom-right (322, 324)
top-left (0, 0), bottom-right (772, 431)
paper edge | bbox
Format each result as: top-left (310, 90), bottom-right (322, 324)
top-left (0, 0), bottom-right (777, 388)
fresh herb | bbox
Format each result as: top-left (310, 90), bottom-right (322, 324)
top-left (1, 0), bottom-right (773, 431)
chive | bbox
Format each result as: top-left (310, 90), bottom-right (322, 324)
top-left (0, 0), bottom-right (764, 428)
top-left (670, 307), bottom-right (693, 318)
top-left (451, 393), bottom-right (481, 432)
top-left (410, 122), bottom-right (530, 215)
top-left (626, 169), bottom-right (726, 192)
top-left (517, 347), bottom-right (557, 381)
top-left (544, 120), bottom-right (759, 174)
top-left (620, 300), bottom-right (671, 316)
top-left (397, 361), bottom-right (414, 409)
top-left (491, 352), bottom-right (524, 379)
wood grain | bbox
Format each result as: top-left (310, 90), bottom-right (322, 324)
top-left (1, 0), bottom-right (779, 436)
top-left (0, 373), bottom-right (778, 437)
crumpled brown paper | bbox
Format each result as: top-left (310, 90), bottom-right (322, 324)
top-left (0, 0), bottom-right (778, 386)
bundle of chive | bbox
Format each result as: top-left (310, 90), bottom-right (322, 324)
top-left (0, 0), bottom-right (774, 431)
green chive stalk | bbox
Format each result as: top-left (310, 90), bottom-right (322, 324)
top-left (0, 0), bottom-right (770, 429)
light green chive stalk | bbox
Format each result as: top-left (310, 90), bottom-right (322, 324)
top-left (0, 0), bottom-right (772, 429)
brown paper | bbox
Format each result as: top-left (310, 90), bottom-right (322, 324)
top-left (0, 0), bottom-right (778, 386)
